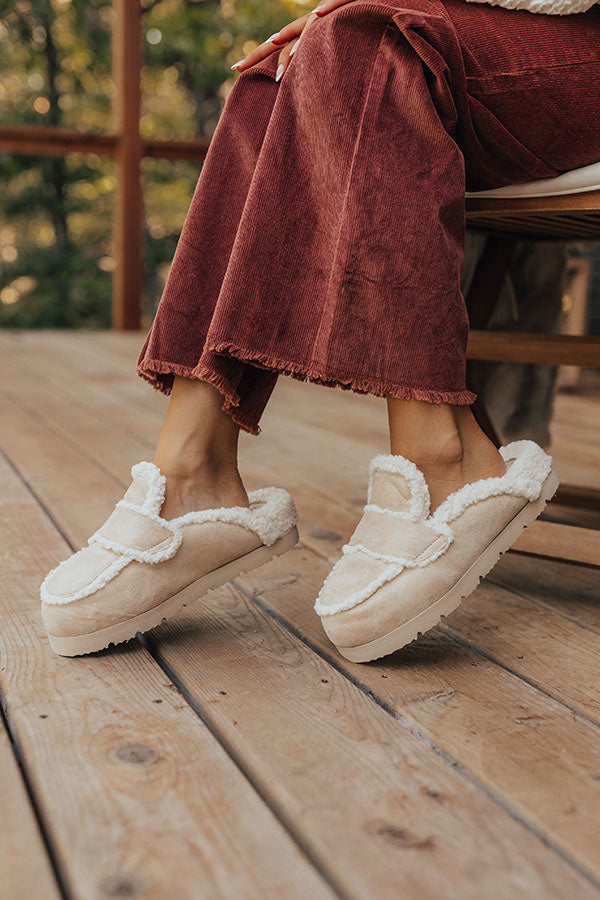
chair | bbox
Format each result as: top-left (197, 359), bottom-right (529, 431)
top-left (464, 160), bottom-right (600, 567)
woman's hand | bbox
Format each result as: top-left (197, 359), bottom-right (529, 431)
top-left (231, 0), bottom-right (357, 82)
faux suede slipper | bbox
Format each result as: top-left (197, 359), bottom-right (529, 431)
top-left (41, 462), bottom-right (299, 656)
top-left (315, 440), bottom-right (559, 663)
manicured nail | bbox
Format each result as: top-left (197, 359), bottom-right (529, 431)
top-left (266, 32), bottom-right (280, 42)
top-left (314, 3), bottom-right (325, 13)
top-left (289, 38), bottom-right (300, 56)
top-left (275, 63), bottom-right (284, 82)
top-left (231, 59), bottom-right (244, 69)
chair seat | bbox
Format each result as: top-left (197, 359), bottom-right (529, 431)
top-left (465, 159), bottom-right (600, 200)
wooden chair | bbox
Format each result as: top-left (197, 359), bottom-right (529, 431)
top-left (464, 160), bottom-right (600, 567)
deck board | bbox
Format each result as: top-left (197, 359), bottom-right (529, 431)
top-left (0, 331), bottom-right (599, 899)
top-left (0, 717), bottom-right (61, 900)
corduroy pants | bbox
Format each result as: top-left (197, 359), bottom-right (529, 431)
top-left (138, 0), bottom-right (600, 433)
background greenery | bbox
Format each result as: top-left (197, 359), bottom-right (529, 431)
top-left (0, 0), bottom-right (307, 327)
top-left (1, 0), bottom-right (599, 332)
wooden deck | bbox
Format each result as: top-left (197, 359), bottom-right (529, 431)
top-left (1, 330), bottom-right (599, 900)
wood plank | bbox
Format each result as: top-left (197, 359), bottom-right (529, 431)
top-left (467, 332), bottom-right (600, 367)
top-left (3, 336), bottom-right (600, 892)
top-left (467, 218), bottom-right (599, 241)
top-left (0, 453), bottom-right (333, 899)
top-left (235, 546), bottom-right (600, 880)
top-left (0, 125), bottom-right (209, 162)
top-left (491, 553), bottom-right (600, 634)
top-left (512, 520), bottom-right (600, 566)
top-left (0, 721), bottom-right (61, 900)
top-left (442, 577), bottom-right (600, 722)
top-left (466, 190), bottom-right (600, 213)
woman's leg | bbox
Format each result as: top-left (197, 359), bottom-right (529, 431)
top-left (386, 398), bottom-right (505, 512)
top-left (154, 377), bottom-right (249, 519)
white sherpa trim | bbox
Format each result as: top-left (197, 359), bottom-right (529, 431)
top-left (433, 440), bottom-right (552, 525)
top-left (363, 504), bottom-right (415, 522)
top-left (344, 535), bottom-right (452, 567)
top-left (314, 558), bottom-right (404, 617)
top-left (41, 555), bottom-right (131, 606)
top-left (130, 461), bottom-right (167, 515)
top-left (315, 529), bottom-right (453, 616)
top-left (369, 454), bottom-right (430, 521)
top-left (170, 487), bottom-right (298, 547)
top-left (89, 500), bottom-right (183, 563)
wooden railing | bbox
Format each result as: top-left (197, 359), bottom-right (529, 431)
top-left (0, 0), bottom-right (210, 330)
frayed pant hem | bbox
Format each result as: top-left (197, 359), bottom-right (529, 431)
top-left (208, 341), bottom-right (477, 407)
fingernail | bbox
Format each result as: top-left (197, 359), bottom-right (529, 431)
top-left (314, 3), bottom-right (325, 12)
top-left (231, 59), bottom-right (244, 69)
top-left (266, 32), bottom-right (280, 42)
top-left (275, 63), bottom-right (284, 82)
top-left (289, 38), bottom-right (300, 56)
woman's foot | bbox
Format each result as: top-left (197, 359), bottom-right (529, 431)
top-left (40, 460), bottom-right (298, 656)
top-left (38, 376), bottom-right (297, 658)
top-left (156, 463), bottom-right (249, 520)
top-left (315, 440), bottom-right (558, 662)
top-left (387, 399), bottom-right (506, 511)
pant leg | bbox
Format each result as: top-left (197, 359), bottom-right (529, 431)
top-left (138, 67), bottom-right (282, 433)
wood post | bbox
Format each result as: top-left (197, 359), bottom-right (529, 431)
top-left (112, 0), bottom-right (143, 330)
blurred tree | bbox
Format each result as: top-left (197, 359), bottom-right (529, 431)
top-left (0, 0), bottom-right (307, 328)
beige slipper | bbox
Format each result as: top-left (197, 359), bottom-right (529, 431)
top-left (41, 462), bottom-right (298, 656)
top-left (315, 440), bottom-right (558, 663)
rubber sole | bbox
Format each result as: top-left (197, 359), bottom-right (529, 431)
top-left (335, 471), bottom-right (560, 663)
top-left (48, 526), bottom-right (299, 657)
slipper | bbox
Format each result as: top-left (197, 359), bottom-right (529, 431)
top-left (315, 440), bottom-right (558, 663)
top-left (41, 462), bottom-right (298, 656)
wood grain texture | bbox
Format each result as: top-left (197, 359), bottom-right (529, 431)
top-left (443, 578), bottom-right (600, 723)
top-left (467, 332), bottom-right (600, 368)
top-left (491, 553), bottom-right (599, 633)
top-left (0, 453), bottom-right (333, 900)
top-left (512, 520), bottom-right (600, 566)
top-left (236, 546), bottom-right (600, 879)
top-left (0, 721), bottom-right (60, 900)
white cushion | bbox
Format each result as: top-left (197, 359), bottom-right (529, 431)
top-left (465, 159), bottom-right (600, 199)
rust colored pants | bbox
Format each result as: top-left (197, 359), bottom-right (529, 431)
top-left (138, 0), bottom-right (600, 433)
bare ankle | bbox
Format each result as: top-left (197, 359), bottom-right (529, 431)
top-left (154, 445), bottom-right (249, 518)
top-left (158, 467), bottom-right (249, 519)
top-left (386, 400), bottom-right (506, 510)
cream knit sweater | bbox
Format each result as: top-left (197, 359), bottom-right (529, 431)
top-left (466, 0), bottom-right (597, 13)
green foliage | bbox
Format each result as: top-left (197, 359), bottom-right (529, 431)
top-left (0, 0), bottom-right (307, 328)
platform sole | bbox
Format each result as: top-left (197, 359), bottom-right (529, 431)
top-left (48, 526), bottom-right (299, 657)
top-left (335, 471), bottom-right (559, 664)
